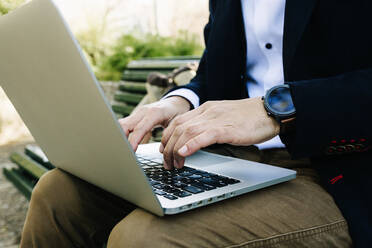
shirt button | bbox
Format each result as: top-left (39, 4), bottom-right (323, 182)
top-left (265, 43), bottom-right (273, 49)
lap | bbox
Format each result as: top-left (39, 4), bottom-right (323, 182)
top-left (29, 144), bottom-right (352, 247)
top-left (107, 175), bottom-right (351, 248)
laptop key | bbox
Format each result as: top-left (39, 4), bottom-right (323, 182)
top-left (154, 190), bottom-right (166, 196)
top-left (179, 171), bottom-right (193, 177)
top-left (217, 181), bottom-right (228, 187)
top-left (201, 184), bottom-right (216, 191)
top-left (164, 187), bottom-right (180, 194)
top-left (166, 188), bottom-right (179, 194)
top-left (153, 184), bottom-right (165, 190)
top-left (174, 191), bottom-right (192, 198)
top-left (218, 176), bottom-right (239, 185)
top-left (200, 178), bottom-right (225, 187)
top-left (172, 182), bottom-right (187, 188)
top-left (189, 174), bottom-right (202, 180)
top-left (152, 175), bottom-right (161, 180)
top-left (191, 182), bottom-right (216, 191)
top-left (227, 178), bottom-right (240, 184)
top-left (183, 185), bottom-right (204, 194)
top-left (173, 176), bottom-right (183, 181)
top-left (180, 178), bottom-right (192, 184)
top-left (150, 181), bottom-right (160, 186)
top-left (163, 194), bottom-right (178, 200)
top-left (194, 171), bottom-right (209, 177)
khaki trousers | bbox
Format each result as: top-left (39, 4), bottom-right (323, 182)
top-left (20, 145), bottom-right (353, 248)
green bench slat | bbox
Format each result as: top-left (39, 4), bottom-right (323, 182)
top-left (122, 69), bottom-right (173, 82)
top-left (127, 58), bottom-right (199, 70)
top-left (25, 144), bottom-right (55, 170)
top-left (112, 104), bottom-right (135, 116)
top-left (119, 82), bottom-right (147, 94)
top-left (3, 168), bottom-right (34, 200)
top-left (114, 92), bottom-right (144, 106)
top-left (10, 152), bottom-right (48, 179)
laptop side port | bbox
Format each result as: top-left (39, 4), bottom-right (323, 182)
top-left (217, 194), bottom-right (225, 200)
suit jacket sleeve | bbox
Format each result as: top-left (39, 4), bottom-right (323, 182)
top-left (283, 68), bottom-right (372, 158)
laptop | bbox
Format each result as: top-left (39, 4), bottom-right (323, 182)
top-left (0, 0), bottom-right (296, 216)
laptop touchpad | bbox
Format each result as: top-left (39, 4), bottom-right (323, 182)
top-left (186, 151), bottom-right (233, 168)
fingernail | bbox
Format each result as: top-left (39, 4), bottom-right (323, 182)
top-left (159, 143), bottom-right (164, 153)
top-left (174, 160), bottom-right (180, 169)
top-left (178, 146), bottom-right (188, 156)
top-left (163, 160), bottom-right (169, 170)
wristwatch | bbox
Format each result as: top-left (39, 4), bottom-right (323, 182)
top-left (262, 84), bottom-right (296, 135)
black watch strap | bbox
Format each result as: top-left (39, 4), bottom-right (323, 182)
top-left (279, 117), bottom-right (296, 135)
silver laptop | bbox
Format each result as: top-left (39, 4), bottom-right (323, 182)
top-left (0, 0), bottom-right (296, 216)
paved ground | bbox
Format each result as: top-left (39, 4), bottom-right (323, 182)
top-left (0, 142), bottom-right (34, 248)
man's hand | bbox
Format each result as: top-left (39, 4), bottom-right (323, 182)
top-left (118, 96), bottom-right (190, 151)
top-left (160, 97), bottom-right (280, 169)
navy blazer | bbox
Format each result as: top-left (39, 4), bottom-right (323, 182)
top-left (167, 0), bottom-right (372, 246)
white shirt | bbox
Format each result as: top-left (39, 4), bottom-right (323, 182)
top-left (164, 0), bottom-right (286, 150)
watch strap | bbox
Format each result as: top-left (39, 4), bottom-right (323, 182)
top-left (279, 117), bottom-right (296, 135)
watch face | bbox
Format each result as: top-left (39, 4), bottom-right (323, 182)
top-left (266, 85), bottom-right (295, 116)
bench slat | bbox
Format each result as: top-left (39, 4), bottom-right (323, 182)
top-left (119, 82), bottom-right (147, 94)
top-left (112, 104), bottom-right (135, 116)
top-left (114, 92), bottom-right (144, 106)
top-left (127, 57), bottom-right (199, 69)
top-left (10, 152), bottom-right (48, 179)
top-left (3, 168), bottom-right (34, 200)
top-left (122, 69), bottom-right (172, 82)
top-left (25, 144), bottom-right (55, 170)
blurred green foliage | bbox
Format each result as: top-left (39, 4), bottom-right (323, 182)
top-left (0, 0), bottom-right (25, 15)
top-left (1, 0), bottom-right (203, 81)
top-left (78, 30), bottom-right (203, 81)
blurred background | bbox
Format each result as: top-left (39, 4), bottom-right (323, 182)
top-left (0, 0), bottom-right (208, 146)
top-left (0, 0), bottom-right (208, 246)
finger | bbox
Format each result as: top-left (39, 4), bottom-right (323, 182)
top-left (162, 125), bottom-right (185, 170)
top-left (128, 114), bottom-right (163, 151)
top-left (118, 114), bottom-right (143, 137)
top-left (161, 106), bottom-right (205, 151)
top-left (178, 129), bottom-right (225, 157)
top-left (172, 123), bottom-right (205, 169)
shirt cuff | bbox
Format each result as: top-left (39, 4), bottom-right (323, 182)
top-left (162, 88), bottom-right (200, 109)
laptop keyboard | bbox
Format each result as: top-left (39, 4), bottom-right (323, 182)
top-left (137, 156), bottom-right (240, 200)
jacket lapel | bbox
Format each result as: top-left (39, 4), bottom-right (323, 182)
top-left (283, 0), bottom-right (318, 79)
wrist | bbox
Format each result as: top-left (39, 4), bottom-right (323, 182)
top-left (270, 115), bottom-right (281, 136)
top-left (162, 96), bottom-right (191, 114)
top-left (257, 97), bottom-right (280, 136)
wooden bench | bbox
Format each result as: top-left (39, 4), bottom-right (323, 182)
top-left (3, 56), bottom-right (200, 199)
top-left (112, 56), bottom-right (199, 118)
